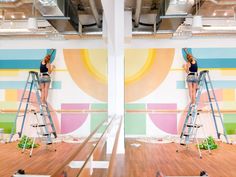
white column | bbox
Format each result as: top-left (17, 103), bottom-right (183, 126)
top-left (101, 0), bottom-right (125, 154)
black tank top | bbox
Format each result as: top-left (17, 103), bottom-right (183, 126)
top-left (40, 62), bottom-right (48, 74)
top-left (189, 61), bottom-right (198, 73)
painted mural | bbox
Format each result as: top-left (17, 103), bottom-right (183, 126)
top-left (0, 48), bottom-right (236, 137)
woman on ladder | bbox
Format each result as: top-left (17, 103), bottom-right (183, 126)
top-left (183, 49), bottom-right (198, 105)
top-left (39, 52), bottom-right (55, 104)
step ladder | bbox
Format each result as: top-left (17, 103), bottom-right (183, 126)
top-left (178, 70), bottom-right (229, 157)
top-left (9, 71), bottom-right (57, 144)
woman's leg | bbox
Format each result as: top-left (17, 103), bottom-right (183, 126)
top-left (44, 82), bottom-right (50, 103)
top-left (188, 82), bottom-right (193, 104)
top-left (192, 82), bottom-right (197, 104)
top-left (40, 83), bottom-right (45, 103)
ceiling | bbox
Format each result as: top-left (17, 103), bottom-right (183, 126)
top-left (0, 0), bottom-right (236, 38)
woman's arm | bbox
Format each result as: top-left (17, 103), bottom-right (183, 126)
top-left (46, 63), bottom-right (55, 74)
top-left (183, 62), bottom-right (190, 73)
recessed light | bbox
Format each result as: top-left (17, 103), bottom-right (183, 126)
top-left (11, 15), bottom-right (15, 19)
top-left (224, 12), bottom-right (228, 16)
top-left (212, 12), bottom-right (216, 16)
top-left (22, 15), bottom-right (26, 18)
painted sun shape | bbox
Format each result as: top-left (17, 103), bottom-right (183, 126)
top-left (64, 48), bottom-right (174, 102)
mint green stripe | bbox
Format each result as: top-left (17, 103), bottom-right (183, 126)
top-left (177, 80), bottom-right (236, 89)
top-left (90, 113), bottom-right (107, 133)
top-left (125, 113), bottom-right (146, 135)
top-left (125, 103), bottom-right (146, 110)
top-left (0, 114), bottom-right (16, 122)
top-left (0, 49), bottom-right (47, 60)
top-left (0, 81), bottom-right (61, 89)
top-left (224, 114), bottom-right (236, 123)
top-left (91, 103), bottom-right (107, 110)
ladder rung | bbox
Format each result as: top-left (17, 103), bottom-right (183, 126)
top-left (187, 124), bottom-right (201, 128)
top-left (31, 124), bottom-right (49, 128)
top-left (17, 114), bottom-right (25, 117)
top-left (183, 133), bottom-right (190, 137)
top-left (40, 114), bottom-right (50, 117)
top-left (42, 133), bottom-right (50, 136)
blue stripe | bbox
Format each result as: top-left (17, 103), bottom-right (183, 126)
top-left (0, 58), bottom-right (56, 69)
top-left (0, 81), bottom-right (61, 89)
top-left (0, 60), bottom-right (41, 69)
top-left (192, 48), bottom-right (236, 59)
top-left (0, 49), bottom-right (47, 60)
top-left (0, 49), bottom-right (56, 69)
top-left (176, 80), bottom-right (236, 89)
top-left (198, 59), bottom-right (236, 68)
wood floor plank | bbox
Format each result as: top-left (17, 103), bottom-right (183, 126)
top-left (0, 139), bottom-right (235, 177)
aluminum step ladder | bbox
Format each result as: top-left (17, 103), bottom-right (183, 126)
top-left (9, 71), bottom-right (57, 144)
top-left (178, 70), bottom-right (229, 157)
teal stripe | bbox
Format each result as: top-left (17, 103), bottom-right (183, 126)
top-left (198, 59), bottom-right (236, 68)
top-left (0, 49), bottom-right (47, 60)
top-left (0, 49), bottom-right (56, 69)
top-left (0, 60), bottom-right (41, 69)
top-left (0, 81), bottom-right (61, 89)
top-left (176, 80), bottom-right (236, 89)
top-left (0, 58), bottom-right (56, 69)
top-left (192, 48), bottom-right (236, 59)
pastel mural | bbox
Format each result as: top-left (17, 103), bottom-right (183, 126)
top-left (0, 48), bottom-right (236, 138)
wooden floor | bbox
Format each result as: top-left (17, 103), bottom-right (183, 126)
top-left (0, 140), bottom-right (236, 177)
top-left (0, 141), bottom-right (80, 177)
top-left (114, 140), bottom-right (236, 177)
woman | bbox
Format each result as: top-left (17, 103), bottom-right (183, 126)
top-left (39, 54), bottom-right (55, 104)
top-left (183, 53), bottom-right (198, 105)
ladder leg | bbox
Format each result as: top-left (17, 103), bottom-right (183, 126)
top-left (22, 136), bottom-right (29, 154)
top-left (30, 137), bottom-right (36, 157)
top-left (199, 116), bottom-right (212, 155)
top-left (196, 137), bottom-right (202, 159)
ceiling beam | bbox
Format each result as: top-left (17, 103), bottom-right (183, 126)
top-left (88, 0), bottom-right (102, 28)
top-left (134, 0), bottom-right (142, 27)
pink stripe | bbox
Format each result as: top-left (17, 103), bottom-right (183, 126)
top-left (147, 103), bottom-right (177, 110)
top-left (61, 103), bottom-right (89, 110)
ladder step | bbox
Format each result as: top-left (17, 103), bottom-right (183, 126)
top-left (42, 131), bottom-right (56, 137)
top-left (42, 133), bottom-right (50, 136)
top-left (31, 123), bottom-right (51, 128)
top-left (187, 124), bottom-right (202, 128)
top-left (183, 133), bottom-right (190, 137)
